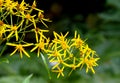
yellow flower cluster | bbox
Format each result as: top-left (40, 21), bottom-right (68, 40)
top-left (0, 0), bottom-right (100, 78)
top-left (0, 0), bottom-right (51, 58)
top-left (0, 0), bottom-right (51, 40)
top-left (47, 31), bottom-right (100, 78)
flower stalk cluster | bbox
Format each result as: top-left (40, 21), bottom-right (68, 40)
top-left (0, 0), bottom-right (100, 78)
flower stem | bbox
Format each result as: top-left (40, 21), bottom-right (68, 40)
top-left (41, 53), bottom-right (51, 79)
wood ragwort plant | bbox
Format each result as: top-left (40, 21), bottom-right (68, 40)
top-left (0, 0), bottom-right (99, 78)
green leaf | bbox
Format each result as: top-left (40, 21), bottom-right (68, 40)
top-left (22, 74), bottom-right (33, 83)
top-left (0, 58), bottom-right (9, 64)
top-left (107, 0), bottom-right (120, 9)
top-left (40, 53), bottom-right (51, 79)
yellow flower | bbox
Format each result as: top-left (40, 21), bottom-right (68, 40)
top-left (48, 38), bottom-right (70, 70)
top-left (32, 28), bottom-right (49, 42)
top-left (71, 31), bottom-right (85, 49)
top-left (0, 0), bottom-right (4, 12)
top-left (30, 38), bottom-right (49, 57)
top-left (48, 31), bottom-right (100, 77)
top-left (86, 57), bottom-right (100, 74)
top-left (16, 12), bottom-right (36, 28)
top-left (53, 31), bottom-right (69, 41)
top-left (60, 40), bottom-right (70, 50)
top-left (0, 28), bottom-right (5, 39)
top-left (80, 44), bottom-right (96, 58)
top-left (48, 45), bottom-right (63, 62)
top-left (31, 0), bottom-right (36, 9)
top-left (78, 57), bottom-right (99, 74)
top-left (30, 0), bottom-right (44, 12)
top-left (6, 20), bottom-right (23, 41)
top-left (52, 66), bottom-right (64, 78)
top-left (4, 0), bottom-right (18, 14)
top-left (0, 21), bottom-right (9, 39)
top-left (52, 31), bottom-right (70, 57)
top-left (0, 0), bottom-right (3, 6)
top-left (6, 43), bottom-right (33, 58)
top-left (15, 0), bottom-right (29, 15)
top-left (7, 25), bottom-right (19, 41)
top-left (37, 12), bottom-right (52, 28)
top-left (49, 51), bottom-right (69, 70)
top-left (66, 57), bottom-right (79, 76)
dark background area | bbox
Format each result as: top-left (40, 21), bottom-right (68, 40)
top-left (24, 0), bottom-right (107, 38)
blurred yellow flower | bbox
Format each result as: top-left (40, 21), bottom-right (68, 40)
top-left (53, 31), bottom-right (69, 41)
top-left (37, 12), bottom-right (52, 28)
top-left (79, 57), bottom-right (99, 74)
top-left (6, 43), bottom-right (33, 58)
top-left (0, 21), bottom-right (9, 39)
top-left (30, 38), bottom-right (49, 57)
top-left (86, 57), bottom-right (100, 74)
top-left (49, 31), bottom-right (100, 77)
top-left (52, 66), bottom-right (64, 78)
top-left (30, 0), bottom-right (44, 12)
top-left (32, 28), bottom-right (49, 42)
top-left (4, 0), bottom-right (18, 14)
top-left (15, 0), bottom-right (29, 15)
top-left (71, 31), bottom-right (85, 49)
top-left (0, 0), bottom-right (4, 12)
top-left (6, 20), bottom-right (23, 41)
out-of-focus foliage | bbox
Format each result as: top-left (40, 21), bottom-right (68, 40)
top-left (0, 0), bottom-right (120, 83)
top-left (22, 74), bottom-right (33, 83)
top-left (0, 58), bottom-right (9, 64)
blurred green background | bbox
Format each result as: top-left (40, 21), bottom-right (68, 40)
top-left (0, 0), bottom-right (120, 83)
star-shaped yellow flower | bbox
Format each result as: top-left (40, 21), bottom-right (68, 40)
top-left (52, 66), bottom-right (64, 78)
top-left (6, 20), bottom-right (23, 41)
top-left (0, 21), bottom-right (10, 39)
top-left (30, 38), bottom-right (49, 57)
top-left (37, 12), bottom-right (52, 28)
top-left (79, 57), bottom-right (100, 74)
top-left (6, 43), bottom-right (33, 58)
top-left (32, 28), bottom-right (49, 42)
top-left (71, 31), bottom-right (85, 49)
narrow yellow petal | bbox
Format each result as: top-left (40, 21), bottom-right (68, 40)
top-left (62, 62), bottom-right (71, 67)
top-left (86, 67), bottom-right (89, 73)
top-left (22, 43), bottom-right (33, 47)
top-left (20, 50), bottom-right (23, 58)
top-left (7, 31), bottom-right (14, 39)
top-left (52, 63), bottom-right (59, 69)
top-left (53, 31), bottom-right (57, 39)
top-left (37, 48), bottom-right (40, 57)
top-left (49, 57), bottom-right (56, 62)
top-left (35, 32), bottom-right (38, 42)
top-left (41, 20), bottom-right (48, 28)
top-left (6, 43), bottom-right (17, 46)
top-left (32, 18), bottom-right (36, 28)
top-left (75, 31), bottom-right (77, 38)
top-left (51, 70), bottom-right (59, 72)
top-left (10, 48), bottom-right (18, 56)
top-left (55, 32), bottom-right (61, 39)
top-left (61, 72), bottom-right (64, 77)
top-left (91, 67), bottom-right (95, 74)
top-left (22, 48), bottom-right (30, 58)
top-left (30, 44), bottom-right (38, 52)
top-left (42, 18), bottom-right (52, 22)
top-left (15, 31), bottom-right (18, 41)
top-left (34, 8), bottom-right (44, 12)
top-left (64, 32), bottom-right (69, 38)
top-left (57, 73), bottom-right (60, 78)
